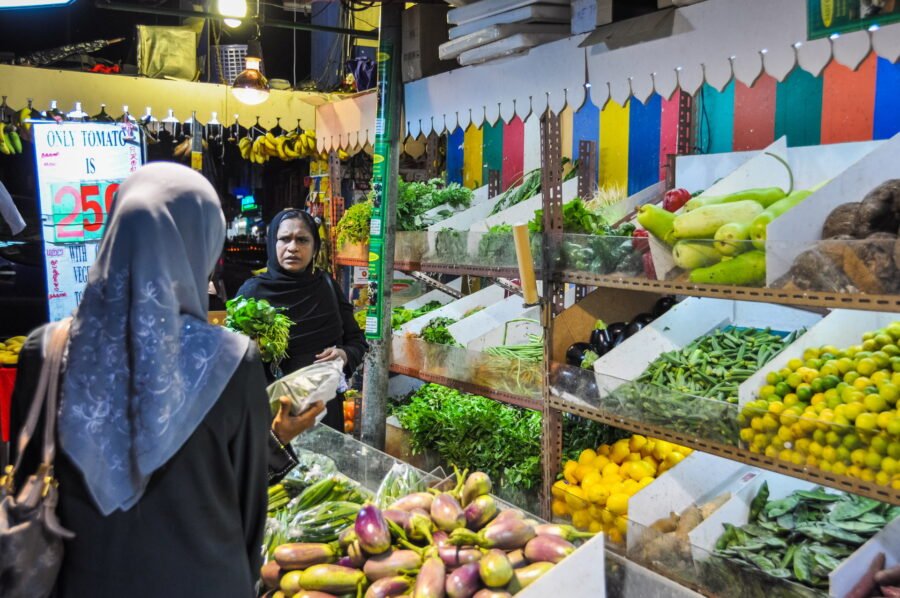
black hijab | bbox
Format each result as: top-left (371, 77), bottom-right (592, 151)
top-left (247, 209), bottom-right (344, 367)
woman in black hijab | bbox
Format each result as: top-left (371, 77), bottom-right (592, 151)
top-left (237, 209), bottom-right (368, 431)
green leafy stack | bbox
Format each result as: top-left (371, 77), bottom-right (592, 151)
top-left (335, 200), bottom-right (373, 248)
top-left (225, 296), bottom-right (294, 364)
top-left (419, 316), bottom-right (460, 346)
top-left (710, 482), bottom-right (900, 592)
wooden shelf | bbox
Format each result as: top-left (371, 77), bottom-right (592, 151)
top-left (335, 256), bottom-right (370, 267)
top-left (560, 271), bottom-right (900, 314)
top-left (548, 392), bottom-right (899, 506)
top-left (390, 361), bottom-right (543, 411)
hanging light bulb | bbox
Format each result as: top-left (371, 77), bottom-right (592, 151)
top-left (232, 39), bottom-right (269, 105)
top-left (218, 0), bottom-right (246, 28)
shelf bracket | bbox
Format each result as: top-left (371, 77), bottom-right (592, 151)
top-left (494, 277), bottom-right (525, 298)
top-left (404, 271), bottom-right (464, 299)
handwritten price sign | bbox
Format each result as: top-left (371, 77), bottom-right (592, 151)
top-left (49, 181), bottom-right (119, 242)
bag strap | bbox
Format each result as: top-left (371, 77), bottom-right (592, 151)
top-left (10, 318), bottom-right (71, 479)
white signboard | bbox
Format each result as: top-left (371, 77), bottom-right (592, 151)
top-left (31, 121), bottom-right (144, 321)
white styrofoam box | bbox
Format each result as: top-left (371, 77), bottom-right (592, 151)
top-left (766, 132), bottom-right (900, 284)
top-left (674, 140), bottom-right (881, 197)
top-left (627, 451), bottom-right (751, 553)
top-left (448, 0), bottom-right (570, 26)
top-left (518, 531), bottom-right (607, 598)
top-left (399, 277), bottom-right (463, 311)
top-left (571, 0), bottom-right (612, 35)
top-left (448, 295), bottom-right (541, 350)
top-left (688, 469), bottom-right (816, 560)
top-left (457, 32), bottom-right (568, 66)
top-left (738, 310), bottom-right (898, 408)
top-left (449, 4), bottom-right (571, 40)
top-left (592, 297), bottom-right (822, 395)
top-left (471, 176), bottom-right (580, 232)
top-left (831, 518), bottom-right (900, 598)
top-left (441, 23), bottom-right (570, 60)
top-left (397, 284), bottom-right (507, 336)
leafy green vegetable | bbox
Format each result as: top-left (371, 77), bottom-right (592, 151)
top-left (335, 200), bottom-right (373, 247)
top-left (225, 296), bottom-right (294, 365)
top-left (396, 178), bottom-right (473, 232)
top-left (419, 316), bottom-right (460, 346)
top-left (434, 228), bottom-right (469, 262)
top-left (477, 224), bottom-right (520, 265)
top-left (711, 485), bottom-right (899, 591)
top-left (561, 413), bottom-right (630, 462)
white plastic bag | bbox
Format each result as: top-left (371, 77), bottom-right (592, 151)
top-left (267, 359), bottom-right (346, 418)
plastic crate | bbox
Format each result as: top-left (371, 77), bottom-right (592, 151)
top-left (212, 44), bottom-right (247, 84)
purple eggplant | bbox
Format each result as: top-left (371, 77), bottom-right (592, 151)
top-left (506, 550), bottom-right (527, 569)
top-left (438, 545), bottom-right (484, 568)
top-left (298, 564), bottom-right (367, 595)
top-left (274, 542), bottom-right (340, 570)
top-left (389, 492), bottom-right (435, 512)
top-left (432, 530), bottom-right (450, 547)
top-left (478, 549), bottom-right (513, 588)
top-left (356, 504), bottom-right (392, 555)
top-left (565, 342), bottom-right (593, 366)
top-left (336, 556), bottom-right (355, 569)
top-left (632, 312), bottom-right (655, 327)
top-left (524, 535), bottom-right (575, 564)
top-left (492, 509), bottom-right (524, 523)
top-left (461, 472), bottom-right (492, 507)
top-left (344, 540), bottom-right (367, 568)
top-left (261, 560), bottom-right (284, 589)
top-left (472, 591), bottom-right (512, 598)
top-left (465, 495), bottom-right (498, 531)
top-left (533, 524), bottom-right (595, 543)
top-left (413, 556), bottom-right (446, 598)
top-left (450, 516), bottom-right (535, 550)
top-left (431, 493), bottom-right (466, 533)
top-left (363, 549), bottom-right (423, 581)
top-left (589, 320), bottom-right (612, 356)
top-left (446, 562), bottom-right (483, 598)
top-left (365, 575), bottom-right (413, 598)
top-left (296, 593), bottom-right (340, 598)
top-left (505, 562), bottom-right (554, 593)
top-left (653, 296), bottom-right (676, 318)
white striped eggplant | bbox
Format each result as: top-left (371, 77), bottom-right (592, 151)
top-left (446, 562), bottom-right (483, 598)
top-left (437, 545), bottom-right (483, 568)
top-left (364, 575), bottom-right (414, 598)
top-left (432, 531), bottom-right (450, 547)
top-left (356, 504), bottom-right (392, 555)
top-left (524, 535), bottom-right (575, 564)
top-left (274, 542), bottom-right (341, 571)
top-left (505, 562), bottom-right (554, 593)
top-left (431, 493), bottom-right (466, 533)
top-left (464, 495), bottom-right (498, 531)
top-left (389, 492), bottom-right (435, 512)
top-left (363, 549), bottom-right (423, 581)
top-left (298, 564), bottom-right (368, 595)
top-left (533, 524), bottom-right (595, 543)
top-left (472, 591), bottom-right (512, 598)
top-left (478, 550), bottom-right (513, 588)
top-left (461, 472), bottom-right (492, 507)
top-left (449, 516), bottom-right (535, 550)
top-left (382, 509), bottom-right (412, 530)
top-left (413, 556), bottom-right (446, 598)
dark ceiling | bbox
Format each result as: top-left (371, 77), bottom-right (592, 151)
top-left (0, 0), bottom-right (312, 85)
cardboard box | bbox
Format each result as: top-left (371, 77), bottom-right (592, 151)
top-left (402, 5), bottom-right (457, 82)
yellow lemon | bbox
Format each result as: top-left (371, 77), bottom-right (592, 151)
top-left (629, 435), bottom-right (648, 453)
top-left (578, 448), bottom-right (598, 466)
top-left (571, 508), bottom-right (591, 531)
top-left (551, 500), bottom-right (569, 517)
top-left (606, 493), bottom-right (629, 516)
top-left (615, 515), bottom-right (628, 536)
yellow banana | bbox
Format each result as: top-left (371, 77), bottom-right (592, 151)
top-left (338, 149), bottom-right (349, 161)
top-left (0, 127), bottom-right (11, 155)
top-left (283, 138), bottom-right (301, 159)
top-left (263, 132), bottom-right (277, 151)
top-left (18, 107), bottom-right (32, 131)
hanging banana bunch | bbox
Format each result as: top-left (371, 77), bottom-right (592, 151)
top-left (235, 127), bottom-right (323, 164)
top-left (0, 124), bottom-right (23, 156)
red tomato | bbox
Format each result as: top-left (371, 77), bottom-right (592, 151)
top-left (663, 188), bottom-right (691, 212)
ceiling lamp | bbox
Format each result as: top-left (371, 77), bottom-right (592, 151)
top-left (218, 0), bottom-right (246, 27)
top-left (232, 39), bottom-right (269, 105)
top-left (0, 0), bottom-right (74, 7)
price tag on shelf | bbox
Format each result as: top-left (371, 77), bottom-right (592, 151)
top-left (32, 122), bottom-right (145, 321)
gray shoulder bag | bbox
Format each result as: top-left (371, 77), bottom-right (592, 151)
top-left (0, 319), bottom-right (75, 598)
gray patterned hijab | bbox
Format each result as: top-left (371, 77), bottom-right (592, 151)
top-left (59, 162), bottom-right (249, 515)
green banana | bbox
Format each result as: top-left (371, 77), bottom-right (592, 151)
top-left (7, 128), bottom-right (22, 154)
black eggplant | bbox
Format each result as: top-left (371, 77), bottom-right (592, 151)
top-left (565, 342), bottom-right (592, 367)
top-left (652, 296), bottom-right (676, 317)
top-left (624, 321), bottom-right (645, 338)
top-left (632, 313), bottom-right (655, 327)
top-left (607, 322), bottom-right (627, 339)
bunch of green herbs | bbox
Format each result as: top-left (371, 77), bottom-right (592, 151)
top-left (335, 200), bottom-right (373, 247)
top-left (225, 296), bottom-right (294, 364)
top-left (419, 316), bottom-right (460, 346)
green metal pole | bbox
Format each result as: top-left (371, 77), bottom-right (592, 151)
top-left (360, 1), bottom-right (403, 450)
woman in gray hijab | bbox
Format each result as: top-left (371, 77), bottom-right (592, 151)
top-left (8, 163), bottom-right (317, 597)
